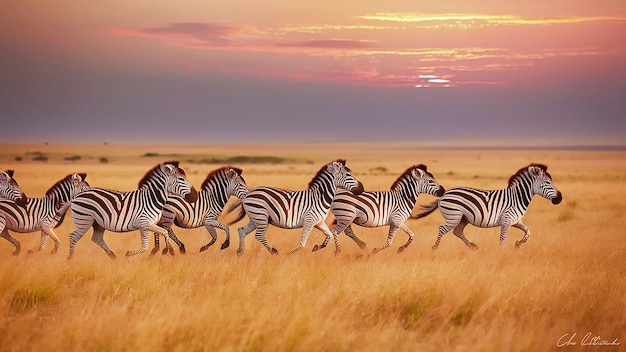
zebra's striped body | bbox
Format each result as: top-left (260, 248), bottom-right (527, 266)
top-left (67, 161), bottom-right (198, 259)
top-left (0, 169), bottom-right (27, 207)
top-left (416, 163), bottom-right (562, 250)
top-left (151, 166), bottom-right (249, 255)
top-left (0, 173), bottom-right (89, 255)
top-left (234, 159), bottom-right (364, 255)
top-left (322, 165), bottom-right (445, 254)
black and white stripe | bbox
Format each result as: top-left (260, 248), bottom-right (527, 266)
top-left (0, 173), bottom-right (89, 255)
top-left (234, 159), bottom-right (364, 255)
top-left (320, 164), bottom-right (444, 254)
top-left (66, 161), bottom-right (198, 259)
top-left (416, 163), bottom-right (562, 249)
top-left (151, 166), bottom-right (249, 255)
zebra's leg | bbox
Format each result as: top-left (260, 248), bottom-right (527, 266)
top-left (513, 221), bottom-right (531, 248)
top-left (314, 222), bottom-right (340, 254)
top-left (0, 228), bottom-right (21, 256)
top-left (163, 227), bottom-right (184, 255)
top-left (432, 223), bottom-right (454, 250)
top-left (28, 229), bottom-right (49, 254)
top-left (67, 220), bottom-right (93, 260)
top-left (127, 225), bottom-right (166, 257)
top-left (396, 223), bottom-right (415, 254)
top-left (452, 219), bottom-right (477, 250)
top-left (255, 222), bottom-right (278, 255)
top-left (372, 224), bottom-right (399, 254)
top-left (200, 223), bottom-right (219, 252)
top-left (237, 219), bottom-right (256, 255)
top-left (90, 225), bottom-right (117, 259)
top-left (313, 219), bottom-right (346, 252)
top-left (291, 219), bottom-right (315, 254)
top-left (344, 225), bottom-right (367, 250)
top-left (150, 232), bottom-right (161, 256)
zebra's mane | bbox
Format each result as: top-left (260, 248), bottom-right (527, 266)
top-left (138, 161), bottom-right (180, 188)
top-left (46, 173), bottom-right (86, 197)
top-left (508, 163), bottom-right (550, 187)
top-left (390, 164), bottom-right (430, 190)
top-left (201, 166), bottom-right (243, 190)
top-left (308, 159), bottom-right (347, 188)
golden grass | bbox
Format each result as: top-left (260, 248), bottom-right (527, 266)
top-left (0, 144), bottom-right (624, 351)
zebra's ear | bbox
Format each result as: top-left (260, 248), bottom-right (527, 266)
top-left (7, 170), bottom-right (15, 178)
top-left (163, 163), bottom-right (177, 175)
top-left (412, 167), bottom-right (425, 179)
top-left (528, 165), bottom-right (543, 177)
top-left (327, 162), bottom-right (340, 174)
top-left (227, 169), bottom-right (237, 178)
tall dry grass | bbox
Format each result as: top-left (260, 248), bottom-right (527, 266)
top-left (0, 144), bottom-right (624, 351)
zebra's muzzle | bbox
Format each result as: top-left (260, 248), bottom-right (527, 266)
top-left (436, 186), bottom-right (445, 197)
top-left (185, 188), bottom-right (199, 203)
top-left (351, 182), bottom-right (364, 195)
top-left (15, 194), bottom-right (27, 208)
top-left (551, 191), bottom-right (562, 205)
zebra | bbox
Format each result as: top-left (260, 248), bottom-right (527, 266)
top-left (0, 169), bottom-right (27, 207)
top-left (230, 159), bottom-right (364, 255)
top-left (314, 164), bottom-right (445, 254)
top-left (150, 166), bottom-right (249, 255)
top-left (0, 173), bottom-right (89, 255)
top-left (66, 161), bottom-right (198, 260)
top-left (415, 163), bottom-right (562, 250)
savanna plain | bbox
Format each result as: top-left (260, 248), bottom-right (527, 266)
top-left (0, 143), bottom-right (624, 352)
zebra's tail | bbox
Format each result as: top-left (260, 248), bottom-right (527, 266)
top-left (223, 199), bottom-right (247, 226)
top-left (411, 199), bottom-right (440, 219)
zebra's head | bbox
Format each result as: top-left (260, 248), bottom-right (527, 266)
top-left (327, 159), bottom-right (364, 195)
top-left (0, 169), bottom-right (27, 207)
top-left (201, 166), bottom-right (249, 200)
top-left (162, 162), bottom-right (198, 203)
top-left (412, 165), bottom-right (445, 197)
top-left (47, 173), bottom-right (90, 205)
top-left (527, 164), bottom-right (562, 205)
top-left (225, 168), bottom-right (249, 199)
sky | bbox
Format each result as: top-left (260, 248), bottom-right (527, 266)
top-left (1, 0), bottom-right (625, 146)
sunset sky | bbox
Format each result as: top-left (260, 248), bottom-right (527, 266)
top-left (2, 0), bottom-right (625, 146)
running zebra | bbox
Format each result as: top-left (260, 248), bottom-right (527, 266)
top-left (0, 173), bottom-right (89, 255)
top-left (231, 159), bottom-right (364, 255)
top-left (415, 163), bottom-right (562, 250)
top-left (151, 166), bottom-right (249, 255)
top-left (0, 169), bottom-right (27, 207)
top-left (66, 161), bottom-right (198, 259)
top-left (315, 164), bottom-right (445, 254)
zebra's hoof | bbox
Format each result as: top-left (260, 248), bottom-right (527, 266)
top-left (468, 243), bottom-right (479, 250)
top-left (431, 245), bottom-right (439, 251)
top-left (199, 245), bottom-right (209, 252)
top-left (312, 244), bottom-right (320, 252)
top-left (372, 248), bottom-right (381, 255)
top-left (221, 241), bottom-right (229, 250)
top-left (125, 251), bottom-right (132, 257)
top-left (357, 241), bottom-right (367, 250)
top-left (515, 240), bottom-right (523, 248)
top-left (149, 249), bottom-right (158, 256)
top-left (397, 247), bottom-right (405, 254)
top-left (179, 246), bottom-right (186, 254)
top-left (270, 248), bottom-right (279, 255)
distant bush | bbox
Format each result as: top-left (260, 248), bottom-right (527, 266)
top-left (100, 157), bottom-right (109, 163)
top-left (370, 166), bottom-right (388, 173)
top-left (187, 155), bottom-right (286, 164)
top-left (64, 155), bottom-right (81, 162)
top-left (143, 152), bottom-right (160, 157)
top-left (32, 155), bottom-right (48, 162)
top-left (14, 156), bottom-right (22, 162)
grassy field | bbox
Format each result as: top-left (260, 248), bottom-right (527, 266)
top-left (0, 143), bottom-right (624, 351)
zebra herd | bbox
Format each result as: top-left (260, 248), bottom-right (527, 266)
top-left (0, 160), bottom-right (562, 259)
